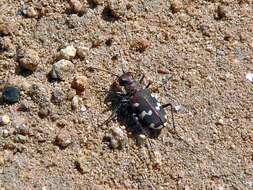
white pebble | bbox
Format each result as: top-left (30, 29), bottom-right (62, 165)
top-left (112, 127), bottom-right (124, 138)
top-left (71, 96), bottom-right (79, 110)
top-left (139, 134), bottom-right (146, 139)
top-left (59, 45), bottom-right (77, 60)
top-left (0, 115), bottom-right (10, 125)
top-left (246, 73), bottom-right (253, 83)
top-left (174, 105), bottom-right (182, 112)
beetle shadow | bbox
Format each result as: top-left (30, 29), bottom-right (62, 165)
top-left (104, 83), bottom-right (162, 140)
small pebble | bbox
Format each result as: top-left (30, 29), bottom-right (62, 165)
top-left (246, 73), bottom-right (253, 83)
top-left (16, 124), bottom-right (30, 136)
top-left (75, 155), bottom-right (91, 174)
top-left (2, 86), bottom-right (21, 104)
top-left (2, 129), bottom-right (9, 138)
top-left (29, 84), bottom-right (49, 103)
top-left (71, 96), bottom-right (79, 110)
top-left (69, 0), bottom-right (86, 15)
top-left (76, 46), bottom-right (89, 59)
top-left (59, 45), bottom-right (77, 60)
top-left (174, 105), bottom-right (182, 112)
top-left (51, 59), bottom-right (75, 81)
top-left (139, 134), bottom-right (146, 139)
top-left (0, 37), bottom-right (13, 51)
top-left (55, 129), bottom-right (72, 148)
top-left (15, 134), bottom-right (27, 143)
top-left (22, 6), bottom-right (38, 18)
top-left (170, 0), bottom-right (183, 13)
top-left (0, 115), bottom-right (10, 125)
top-left (216, 5), bottom-right (228, 19)
top-left (112, 127), bottom-right (124, 138)
top-left (51, 89), bottom-right (65, 105)
top-left (0, 20), bottom-right (15, 36)
top-left (17, 48), bottom-right (40, 71)
top-left (80, 105), bottom-right (87, 112)
top-left (110, 138), bottom-right (120, 149)
top-left (71, 76), bottom-right (88, 92)
top-left (215, 119), bottom-right (224, 126)
top-left (131, 38), bottom-right (149, 53)
top-left (18, 100), bottom-right (30, 112)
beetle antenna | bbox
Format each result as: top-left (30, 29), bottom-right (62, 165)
top-left (86, 66), bottom-right (119, 77)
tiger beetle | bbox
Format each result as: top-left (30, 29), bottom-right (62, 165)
top-left (89, 66), bottom-right (175, 131)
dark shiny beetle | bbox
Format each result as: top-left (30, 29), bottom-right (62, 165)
top-left (93, 67), bottom-right (175, 130)
top-left (117, 72), bottom-right (174, 130)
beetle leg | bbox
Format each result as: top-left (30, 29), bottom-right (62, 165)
top-left (162, 103), bottom-right (176, 129)
top-left (100, 97), bottom-right (130, 126)
top-left (139, 74), bottom-right (145, 83)
top-left (145, 81), bottom-right (151, 89)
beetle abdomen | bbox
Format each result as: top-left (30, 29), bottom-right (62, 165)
top-left (130, 89), bottom-right (167, 130)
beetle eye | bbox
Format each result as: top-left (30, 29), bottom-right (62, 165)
top-left (119, 78), bottom-right (128, 86)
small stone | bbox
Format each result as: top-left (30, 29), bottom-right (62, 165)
top-left (0, 115), bottom-right (10, 125)
top-left (216, 5), bottom-right (227, 19)
top-left (246, 73), bottom-right (253, 83)
top-left (2, 129), bottom-right (9, 138)
top-left (18, 100), bottom-right (30, 112)
top-left (170, 0), bottom-right (183, 13)
top-left (76, 46), bottom-right (89, 59)
top-left (112, 127), bottom-right (124, 138)
top-left (2, 86), bottom-right (21, 104)
top-left (17, 48), bottom-right (40, 71)
top-left (174, 105), bottom-right (182, 112)
top-left (22, 6), bottom-right (38, 18)
top-left (16, 124), bottom-right (30, 136)
top-left (51, 89), bottom-right (65, 105)
top-left (71, 96), bottom-right (79, 110)
top-left (71, 76), bottom-right (88, 92)
top-left (0, 37), bottom-right (13, 51)
top-left (131, 38), bottom-right (149, 53)
top-left (75, 155), bottom-right (92, 174)
top-left (69, 0), bottom-right (86, 15)
top-left (109, 138), bottom-right (119, 149)
top-left (51, 59), bottom-right (75, 81)
top-left (29, 84), bottom-right (49, 104)
top-left (102, 1), bottom-right (126, 21)
top-left (15, 134), bottom-right (27, 143)
top-left (215, 119), bottom-right (224, 126)
top-left (0, 20), bottom-right (15, 36)
top-left (55, 129), bottom-right (72, 148)
top-left (38, 104), bottom-right (51, 118)
top-left (139, 134), bottom-right (146, 139)
top-left (59, 45), bottom-right (77, 60)
top-left (80, 105), bottom-right (87, 112)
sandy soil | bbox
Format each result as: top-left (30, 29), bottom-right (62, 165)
top-left (0, 0), bottom-right (253, 189)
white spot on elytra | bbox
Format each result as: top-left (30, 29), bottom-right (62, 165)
top-left (133, 103), bottom-right (140, 107)
top-left (140, 110), bottom-right (153, 119)
top-left (155, 102), bottom-right (161, 110)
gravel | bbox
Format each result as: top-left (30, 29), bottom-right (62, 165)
top-left (51, 59), bottom-right (75, 81)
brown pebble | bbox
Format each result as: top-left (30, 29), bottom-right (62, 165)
top-left (0, 20), bottom-right (15, 36)
top-left (170, 0), bottom-right (183, 13)
top-left (131, 38), bottom-right (149, 53)
top-left (71, 76), bottom-right (88, 92)
top-left (216, 5), bottom-right (228, 19)
top-left (17, 48), bottom-right (40, 71)
top-left (55, 129), bottom-right (72, 148)
top-left (69, 0), bottom-right (86, 15)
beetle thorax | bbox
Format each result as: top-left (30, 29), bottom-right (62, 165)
top-left (118, 72), bottom-right (142, 94)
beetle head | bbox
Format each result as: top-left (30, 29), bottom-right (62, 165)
top-left (118, 72), bottom-right (134, 86)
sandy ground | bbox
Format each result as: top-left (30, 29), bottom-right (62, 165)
top-left (0, 0), bottom-right (253, 189)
